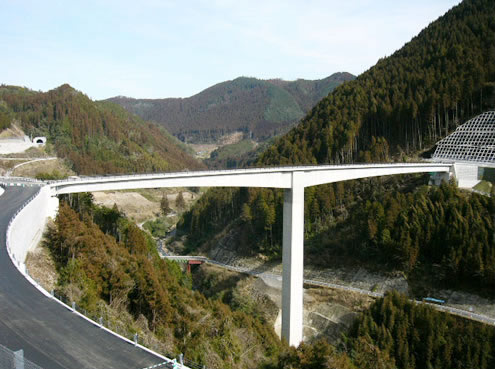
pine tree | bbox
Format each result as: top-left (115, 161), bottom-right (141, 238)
top-left (175, 191), bottom-right (186, 210)
top-left (160, 194), bottom-right (170, 215)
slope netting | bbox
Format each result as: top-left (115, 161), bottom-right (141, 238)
top-left (433, 111), bottom-right (495, 163)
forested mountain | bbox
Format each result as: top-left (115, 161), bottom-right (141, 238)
top-left (179, 0), bottom-right (495, 293)
top-left (0, 84), bottom-right (203, 174)
top-left (265, 291), bottom-right (495, 369)
top-left (47, 195), bottom-right (284, 369)
top-left (107, 73), bottom-right (354, 143)
top-left (49, 196), bottom-right (495, 369)
top-left (347, 291), bottom-right (495, 369)
top-left (0, 98), bottom-right (11, 131)
top-left (318, 182), bottom-right (495, 291)
top-left (260, 0), bottom-right (495, 165)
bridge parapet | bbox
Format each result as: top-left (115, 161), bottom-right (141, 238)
top-left (49, 163), bottom-right (453, 195)
top-left (164, 256), bottom-right (208, 273)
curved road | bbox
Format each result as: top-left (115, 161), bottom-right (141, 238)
top-left (0, 186), bottom-right (164, 369)
top-left (6, 157), bottom-right (58, 176)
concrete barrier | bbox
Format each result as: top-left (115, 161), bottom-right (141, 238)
top-left (6, 186), bottom-right (58, 274)
top-left (0, 137), bottom-right (37, 155)
top-left (454, 163), bottom-right (480, 188)
top-left (3, 185), bottom-right (186, 367)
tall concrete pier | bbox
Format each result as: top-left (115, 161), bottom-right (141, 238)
top-left (46, 162), bottom-right (452, 346)
top-left (282, 173), bottom-right (305, 346)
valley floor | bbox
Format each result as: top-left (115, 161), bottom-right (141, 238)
top-left (167, 231), bottom-right (495, 329)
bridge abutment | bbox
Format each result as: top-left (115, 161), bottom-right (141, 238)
top-left (282, 173), bottom-right (305, 347)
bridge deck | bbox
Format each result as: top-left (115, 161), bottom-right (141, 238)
top-left (51, 163), bottom-right (452, 195)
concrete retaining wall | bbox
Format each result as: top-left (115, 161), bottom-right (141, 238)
top-left (454, 163), bottom-right (480, 188)
top-left (7, 186), bottom-right (58, 273)
top-left (3, 186), bottom-right (181, 366)
top-left (0, 139), bottom-right (37, 154)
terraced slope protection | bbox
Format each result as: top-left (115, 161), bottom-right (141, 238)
top-left (108, 73), bottom-right (355, 143)
top-left (0, 186), bottom-right (163, 369)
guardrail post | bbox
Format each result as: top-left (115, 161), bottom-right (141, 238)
top-left (179, 353), bottom-right (183, 366)
top-left (71, 301), bottom-right (76, 311)
top-left (133, 333), bottom-right (138, 346)
top-left (14, 349), bottom-right (24, 369)
top-left (99, 317), bottom-right (103, 327)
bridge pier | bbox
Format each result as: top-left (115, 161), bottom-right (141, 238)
top-left (48, 163), bottom-right (453, 347)
top-left (282, 173), bottom-right (305, 347)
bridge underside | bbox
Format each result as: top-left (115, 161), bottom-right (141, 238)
top-left (53, 164), bottom-right (451, 196)
top-left (49, 163), bottom-right (452, 347)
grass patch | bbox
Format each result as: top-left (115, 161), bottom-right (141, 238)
top-left (209, 139), bottom-right (256, 161)
top-left (473, 180), bottom-right (492, 194)
top-left (12, 158), bottom-right (75, 178)
top-left (264, 85), bottom-right (304, 123)
top-left (143, 216), bottom-right (177, 238)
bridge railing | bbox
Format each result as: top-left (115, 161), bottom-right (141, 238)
top-left (0, 176), bottom-right (44, 185)
top-left (46, 162), bottom-right (453, 186)
top-left (5, 187), bottom-right (43, 274)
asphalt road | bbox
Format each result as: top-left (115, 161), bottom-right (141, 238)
top-left (0, 186), bottom-right (164, 369)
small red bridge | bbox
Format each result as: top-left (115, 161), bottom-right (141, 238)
top-left (163, 255), bottom-right (208, 273)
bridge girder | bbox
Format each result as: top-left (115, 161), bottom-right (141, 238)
top-left (49, 163), bottom-right (453, 346)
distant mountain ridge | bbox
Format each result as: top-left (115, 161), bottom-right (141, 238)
top-left (107, 73), bottom-right (355, 143)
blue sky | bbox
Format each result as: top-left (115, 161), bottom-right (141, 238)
top-left (1, 0), bottom-right (461, 100)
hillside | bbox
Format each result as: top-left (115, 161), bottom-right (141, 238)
top-left (264, 291), bottom-right (495, 369)
top-left (178, 0), bottom-right (495, 293)
top-left (259, 0), bottom-right (495, 165)
top-left (348, 291), bottom-right (495, 369)
top-left (41, 194), bottom-right (495, 369)
top-left (0, 84), bottom-right (204, 175)
top-left (44, 195), bottom-right (284, 369)
top-left (107, 73), bottom-right (354, 144)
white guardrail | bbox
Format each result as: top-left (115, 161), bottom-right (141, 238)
top-left (0, 343), bottom-right (44, 369)
top-left (2, 183), bottom-right (191, 369)
top-left (47, 162), bottom-right (453, 186)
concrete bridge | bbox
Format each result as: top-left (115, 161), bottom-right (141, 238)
top-left (49, 163), bottom-right (453, 346)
